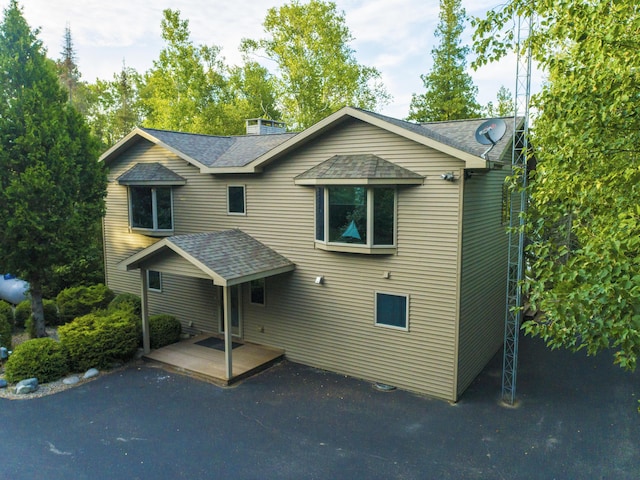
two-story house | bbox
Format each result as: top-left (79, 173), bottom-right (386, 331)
top-left (100, 107), bottom-right (515, 402)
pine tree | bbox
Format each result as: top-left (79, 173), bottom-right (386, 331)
top-left (408, 0), bottom-right (480, 122)
top-left (0, 1), bottom-right (107, 336)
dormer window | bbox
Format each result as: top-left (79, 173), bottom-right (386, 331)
top-left (117, 162), bottom-right (186, 237)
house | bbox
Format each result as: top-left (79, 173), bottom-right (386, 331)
top-left (100, 107), bottom-right (516, 402)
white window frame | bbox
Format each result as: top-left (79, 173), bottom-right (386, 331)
top-left (314, 186), bottom-right (397, 254)
top-left (128, 186), bottom-right (174, 235)
top-left (374, 291), bottom-right (409, 331)
top-left (147, 270), bottom-right (162, 292)
top-left (227, 185), bottom-right (246, 216)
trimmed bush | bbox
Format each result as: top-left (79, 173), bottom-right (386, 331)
top-left (108, 293), bottom-right (141, 318)
top-left (4, 338), bottom-right (68, 384)
top-left (59, 309), bottom-right (139, 371)
top-left (57, 284), bottom-right (115, 324)
top-left (0, 300), bottom-right (13, 350)
top-left (14, 299), bottom-right (31, 329)
top-left (149, 314), bottom-right (181, 350)
top-left (43, 299), bottom-right (60, 326)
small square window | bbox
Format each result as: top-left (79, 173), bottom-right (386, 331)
top-left (250, 278), bottom-right (265, 305)
top-left (148, 270), bottom-right (162, 292)
top-left (228, 185), bottom-right (246, 215)
top-left (375, 292), bottom-right (408, 330)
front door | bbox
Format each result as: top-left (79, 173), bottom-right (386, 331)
top-left (219, 285), bottom-right (241, 337)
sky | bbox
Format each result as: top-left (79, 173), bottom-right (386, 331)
top-left (2, 0), bottom-right (541, 120)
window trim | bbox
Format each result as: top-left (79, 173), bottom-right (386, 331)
top-left (227, 185), bottom-right (246, 216)
top-left (147, 270), bottom-right (162, 292)
top-left (374, 291), bottom-right (409, 331)
top-left (128, 186), bottom-right (174, 236)
top-left (314, 186), bottom-right (397, 254)
top-left (249, 278), bottom-right (266, 306)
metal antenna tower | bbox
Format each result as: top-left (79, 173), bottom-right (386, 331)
top-left (502, 11), bottom-right (533, 406)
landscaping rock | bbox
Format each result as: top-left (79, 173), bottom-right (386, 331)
top-left (0, 379), bottom-right (7, 388)
top-left (15, 378), bottom-right (38, 395)
top-left (83, 368), bottom-right (99, 379)
top-left (63, 376), bottom-right (80, 385)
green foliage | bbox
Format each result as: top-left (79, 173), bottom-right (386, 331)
top-left (408, 0), bottom-right (480, 122)
top-left (58, 309), bottom-right (139, 371)
top-left (86, 64), bottom-right (144, 148)
top-left (0, 300), bottom-right (13, 349)
top-left (474, 1), bottom-right (640, 371)
top-left (108, 292), bottom-right (142, 317)
top-left (0, 1), bottom-right (107, 338)
top-left (139, 9), bottom-right (232, 134)
top-left (4, 338), bottom-right (68, 384)
top-left (56, 284), bottom-right (115, 324)
top-left (484, 85), bottom-right (514, 117)
top-left (14, 299), bottom-right (31, 329)
top-left (242, 0), bottom-right (390, 129)
top-left (149, 314), bottom-right (181, 349)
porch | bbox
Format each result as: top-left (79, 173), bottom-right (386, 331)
top-left (143, 334), bottom-right (285, 385)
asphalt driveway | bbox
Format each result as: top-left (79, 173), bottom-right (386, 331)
top-left (0, 334), bottom-right (638, 479)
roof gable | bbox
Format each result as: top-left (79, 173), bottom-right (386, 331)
top-left (118, 229), bottom-right (295, 286)
top-left (245, 107), bottom-right (518, 172)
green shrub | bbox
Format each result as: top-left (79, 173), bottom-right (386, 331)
top-left (4, 338), bottom-right (68, 384)
top-left (0, 300), bottom-right (13, 350)
top-left (57, 284), bottom-right (115, 324)
top-left (43, 299), bottom-right (59, 326)
top-left (14, 299), bottom-right (31, 329)
top-left (58, 309), bottom-right (139, 371)
top-left (149, 314), bottom-right (181, 349)
top-left (108, 293), bottom-right (141, 317)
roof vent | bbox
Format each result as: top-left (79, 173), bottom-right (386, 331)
top-left (246, 118), bottom-right (286, 135)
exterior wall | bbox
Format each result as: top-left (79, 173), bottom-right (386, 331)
top-left (456, 168), bottom-right (509, 397)
top-left (104, 119), bottom-right (471, 400)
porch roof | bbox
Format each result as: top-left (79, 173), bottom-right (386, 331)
top-left (118, 229), bottom-right (295, 286)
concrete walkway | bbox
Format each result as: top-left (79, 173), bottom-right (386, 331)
top-left (0, 334), bottom-right (638, 479)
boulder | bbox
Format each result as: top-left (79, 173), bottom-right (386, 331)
top-left (0, 379), bottom-right (7, 388)
top-left (63, 376), bottom-right (80, 385)
top-left (15, 378), bottom-right (38, 395)
top-left (83, 368), bottom-right (99, 379)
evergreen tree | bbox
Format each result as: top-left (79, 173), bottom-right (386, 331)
top-left (408, 0), bottom-right (480, 122)
top-left (0, 1), bottom-right (107, 336)
top-left (484, 85), bottom-right (514, 117)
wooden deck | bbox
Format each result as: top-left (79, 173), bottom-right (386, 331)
top-left (143, 334), bottom-right (284, 385)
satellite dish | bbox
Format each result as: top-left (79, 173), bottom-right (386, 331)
top-left (475, 119), bottom-right (506, 145)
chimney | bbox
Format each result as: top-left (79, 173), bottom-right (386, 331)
top-left (246, 118), bottom-right (286, 135)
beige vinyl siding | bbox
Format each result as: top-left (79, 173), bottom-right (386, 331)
top-left (456, 168), bottom-right (509, 397)
top-left (104, 119), bottom-right (467, 400)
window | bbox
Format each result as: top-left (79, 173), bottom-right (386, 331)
top-left (315, 186), bottom-right (396, 253)
top-left (250, 278), bottom-right (265, 305)
top-left (147, 270), bottom-right (162, 292)
top-left (375, 292), bottom-right (408, 330)
top-left (228, 185), bottom-right (246, 215)
top-left (129, 186), bottom-right (173, 233)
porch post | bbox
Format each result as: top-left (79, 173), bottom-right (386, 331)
top-left (223, 284), bottom-right (232, 380)
top-left (140, 268), bottom-right (151, 354)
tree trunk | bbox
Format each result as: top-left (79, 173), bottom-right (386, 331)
top-left (30, 282), bottom-right (47, 338)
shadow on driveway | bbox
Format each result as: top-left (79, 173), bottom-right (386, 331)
top-left (0, 334), bottom-right (638, 479)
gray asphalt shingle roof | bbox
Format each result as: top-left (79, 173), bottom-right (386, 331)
top-left (167, 230), bottom-right (294, 282)
top-left (117, 162), bottom-right (186, 185)
top-left (295, 154), bottom-right (424, 182)
top-left (140, 128), bottom-right (297, 168)
top-left (359, 109), bottom-right (519, 162)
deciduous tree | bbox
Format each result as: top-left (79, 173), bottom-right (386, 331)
top-left (408, 0), bottom-right (480, 122)
top-left (0, 1), bottom-right (107, 336)
top-left (242, 0), bottom-right (389, 130)
top-left (474, 0), bottom-right (640, 370)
